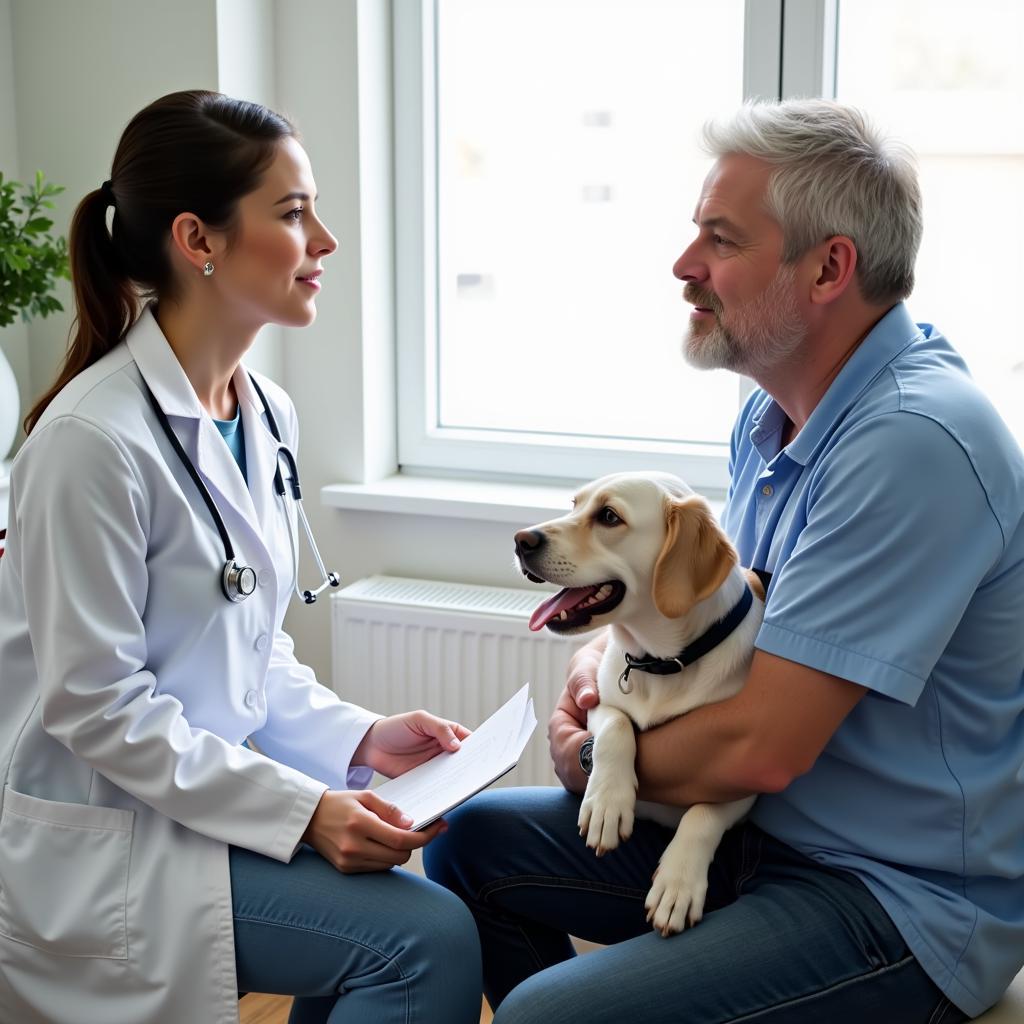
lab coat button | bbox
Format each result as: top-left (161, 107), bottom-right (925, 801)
top-left (244, 690), bottom-right (258, 708)
top-left (257, 569), bottom-right (271, 587)
top-left (254, 633), bottom-right (269, 652)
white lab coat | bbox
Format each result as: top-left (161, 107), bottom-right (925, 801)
top-left (0, 307), bottom-right (380, 1023)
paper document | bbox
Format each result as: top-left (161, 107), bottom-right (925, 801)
top-left (375, 684), bottom-right (537, 830)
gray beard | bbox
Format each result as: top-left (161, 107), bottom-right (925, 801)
top-left (684, 265), bottom-right (807, 377)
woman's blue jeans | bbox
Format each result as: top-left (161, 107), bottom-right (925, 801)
top-left (230, 844), bottom-right (482, 1024)
top-left (423, 787), bottom-right (969, 1024)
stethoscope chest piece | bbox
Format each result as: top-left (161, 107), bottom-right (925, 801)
top-left (222, 560), bottom-right (257, 603)
top-left (144, 371), bottom-right (340, 608)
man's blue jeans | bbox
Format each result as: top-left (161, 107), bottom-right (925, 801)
top-left (230, 844), bottom-right (482, 1024)
top-left (423, 787), bottom-right (969, 1024)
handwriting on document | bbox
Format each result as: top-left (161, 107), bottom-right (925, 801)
top-left (375, 684), bottom-right (536, 829)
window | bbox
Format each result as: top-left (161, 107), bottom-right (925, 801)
top-left (836, 0), bottom-right (1024, 440)
top-left (435, 0), bottom-right (745, 447)
top-left (395, 0), bottom-right (768, 491)
top-left (395, 0), bottom-right (1021, 488)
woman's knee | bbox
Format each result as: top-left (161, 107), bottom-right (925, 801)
top-left (397, 881), bottom-right (482, 1006)
top-left (414, 880), bottom-right (480, 959)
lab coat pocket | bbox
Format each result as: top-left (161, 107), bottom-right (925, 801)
top-left (0, 787), bottom-right (134, 959)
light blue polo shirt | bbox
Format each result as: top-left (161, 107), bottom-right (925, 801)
top-left (721, 302), bottom-right (1024, 1017)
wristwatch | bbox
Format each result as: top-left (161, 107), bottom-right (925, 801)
top-left (578, 736), bottom-right (595, 777)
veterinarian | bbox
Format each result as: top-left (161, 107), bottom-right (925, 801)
top-left (425, 99), bottom-right (1024, 1023)
top-left (0, 91), bottom-right (481, 1024)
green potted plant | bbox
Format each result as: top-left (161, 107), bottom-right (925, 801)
top-left (0, 170), bottom-right (71, 461)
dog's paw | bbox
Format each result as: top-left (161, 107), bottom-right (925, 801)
top-left (578, 784), bottom-right (636, 855)
top-left (644, 857), bottom-right (709, 936)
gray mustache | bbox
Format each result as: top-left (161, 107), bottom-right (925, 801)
top-left (683, 283), bottom-right (723, 314)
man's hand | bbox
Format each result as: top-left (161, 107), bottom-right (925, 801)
top-left (302, 790), bottom-right (446, 873)
top-left (353, 711), bottom-right (470, 778)
top-left (548, 631), bottom-right (608, 794)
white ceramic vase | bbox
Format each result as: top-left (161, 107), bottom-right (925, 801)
top-left (0, 344), bottom-right (19, 463)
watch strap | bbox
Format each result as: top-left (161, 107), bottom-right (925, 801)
top-left (579, 735), bottom-right (595, 777)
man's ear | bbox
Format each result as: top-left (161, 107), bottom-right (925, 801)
top-left (652, 495), bottom-right (738, 619)
top-left (808, 235), bottom-right (858, 306)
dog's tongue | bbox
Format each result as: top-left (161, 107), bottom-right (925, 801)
top-left (528, 586), bottom-right (598, 632)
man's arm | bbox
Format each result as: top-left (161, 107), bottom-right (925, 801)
top-left (635, 649), bottom-right (867, 805)
top-left (549, 639), bottom-right (866, 803)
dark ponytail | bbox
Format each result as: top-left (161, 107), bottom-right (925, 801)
top-left (24, 90), bottom-right (296, 434)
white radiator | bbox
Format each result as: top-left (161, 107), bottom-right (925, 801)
top-left (331, 575), bottom-right (583, 787)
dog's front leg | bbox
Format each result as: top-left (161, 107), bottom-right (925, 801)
top-left (578, 705), bottom-right (638, 855)
top-left (645, 794), bottom-right (756, 936)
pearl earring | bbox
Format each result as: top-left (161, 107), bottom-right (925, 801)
top-left (202, 261), bottom-right (215, 277)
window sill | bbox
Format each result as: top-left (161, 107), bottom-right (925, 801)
top-left (321, 473), bottom-right (577, 524)
top-left (321, 473), bottom-right (726, 524)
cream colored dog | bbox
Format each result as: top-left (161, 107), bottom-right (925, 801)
top-left (515, 471), bottom-right (764, 936)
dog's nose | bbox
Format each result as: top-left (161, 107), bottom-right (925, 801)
top-left (514, 529), bottom-right (545, 558)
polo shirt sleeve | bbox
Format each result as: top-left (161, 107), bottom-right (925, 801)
top-left (755, 411), bottom-right (1004, 705)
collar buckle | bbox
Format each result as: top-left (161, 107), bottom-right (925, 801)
top-left (615, 586), bottom-right (754, 694)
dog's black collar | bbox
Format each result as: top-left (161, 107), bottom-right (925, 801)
top-left (618, 585), bottom-right (754, 695)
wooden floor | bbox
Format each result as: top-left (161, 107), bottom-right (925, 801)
top-left (240, 993), bottom-right (493, 1023)
top-left (239, 994), bottom-right (290, 1024)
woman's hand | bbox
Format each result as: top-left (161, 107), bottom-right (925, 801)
top-left (353, 711), bottom-right (471, 778)
top-left (302, 790), bottom-right (446, 873)
top-left (548, 630), bottom-right (608, 794)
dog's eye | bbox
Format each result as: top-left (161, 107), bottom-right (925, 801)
top-left (596, 507), bottom-right (623, 527)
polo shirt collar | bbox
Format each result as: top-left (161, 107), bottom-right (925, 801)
top-left (753, 302), bottom-right (923, 467)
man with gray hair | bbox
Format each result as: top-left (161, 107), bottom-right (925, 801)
top-left (426, 99), bottom-right (1024, 1023)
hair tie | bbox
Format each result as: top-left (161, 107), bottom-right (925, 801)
top-left (100, 179), bottom-right (115, 205)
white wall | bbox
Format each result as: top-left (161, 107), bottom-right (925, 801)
top-left (274, 0), bottom-right (523, 683)
top-left (8, 0), bottom-right (221, 407)
top-left (0, 0), bottom-right (30, 445)
top-left (215, 0), bottom-right (283, 381)
top-left (3, 0), bottom-right (534, 689)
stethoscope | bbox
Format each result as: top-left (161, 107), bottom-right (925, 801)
top-left (143, 374), bottom-right (341, 605)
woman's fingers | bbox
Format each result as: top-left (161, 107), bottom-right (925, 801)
top-left (331, 805), bottom-right (448, 872)
top-left (356, 791), bottom-right (444, 850)
top-left (414, 712), bottom-right (468, 751)
top-left (433, 719), bottom-right (462, 751)
top-left (358, 789), bottom-right (414, 828)
top-left (337, 822), bottom-right (446, 874)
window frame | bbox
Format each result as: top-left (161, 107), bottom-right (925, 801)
top-left (393, 0), bottom-right (836, 492)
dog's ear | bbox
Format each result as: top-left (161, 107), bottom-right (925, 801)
top-left (652, 496), bottom-right (738, 618)
top-left (744, 568), bottom-right (766, 602)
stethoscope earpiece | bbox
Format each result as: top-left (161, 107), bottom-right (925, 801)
top-left (300, 572), bottom-right (342, 605)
